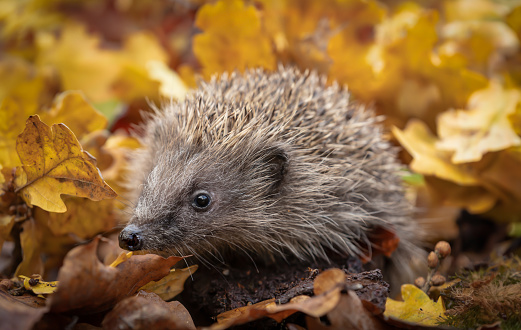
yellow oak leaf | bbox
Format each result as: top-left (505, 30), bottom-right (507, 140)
top-left (384, 284), bottom-right (445, 326)
top-left (139, 265), bottom-right (198, 301)
top-left (436, 83), bottom-right (521, 164)
top-left (0, 0), bottom-right (63, 39)
top-left (14, 115), bottom-right (117, 213)
top-left (36, 23), bottom-right (120, 103)
top-left (0, 97), bottom-right (38, 168)
top-left (193, 0), bottom-right (276, 78)
top-left (146, 60), bottom-right (188, 101)
top-left (444, 0), bottom-right (510, 22)
top-left (19, 275), bottom-right (58, 295)
top-left (424, 176), bottom-right (497, 214)
top-left (15, 218), bottom-right (43, 277)
top-left (112, 32), bottom-right (169, 102)
top-left (33, 198), bottom-right (116, 239)
top-left (440, 21), bottom-right (519, 73)
top-left (39, 91), bottom-right (107, 140)
top-left (393, 120), bottom-right (479, 185)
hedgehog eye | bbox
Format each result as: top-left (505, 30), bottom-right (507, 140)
top-left (192, 191), bottom-right (211, 210)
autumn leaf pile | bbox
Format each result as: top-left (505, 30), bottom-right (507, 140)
top-left (2, 0), bottom-right (521, 329)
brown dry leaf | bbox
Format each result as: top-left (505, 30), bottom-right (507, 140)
top-left (139, 265), bottom-right (198, 301)
top-left (0, 279), bottom-right (48, 330)
top-left (102, 291), bottom-right (196, 330)
top-left (209, 268), bottom-right (345, 329)
top-left (436, 83), bottom-right (521, 164)
top-left (50, 236), bottom-right (185, 314)
top-left (313, 268), bottom-right (345, 295)
top-left (14, 115), bottom-right (117, 213)
top-left (39, 91), bottom-right (108, 140)
top-left (306, 291), bottom-right (387, 330)
top-left (193, 0), bottom-right (276, 78)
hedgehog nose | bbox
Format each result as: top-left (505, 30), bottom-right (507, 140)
top-left (119, 225), bottom-right (143, 251)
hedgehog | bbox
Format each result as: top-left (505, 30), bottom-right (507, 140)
top-left (119, 66), bottom-right (423, 284)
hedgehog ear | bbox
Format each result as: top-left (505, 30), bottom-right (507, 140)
top-left (261, 146), bottom-right (288, 195)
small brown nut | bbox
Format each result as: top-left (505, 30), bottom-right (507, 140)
top-left (434, 241), bottom-right (451, 258)
top-left (414, 276), bottom-right (426, 288)
top-left (431, 274), bottom-right (446, 286)
top-left (427, 251), bottom-right (438, 268)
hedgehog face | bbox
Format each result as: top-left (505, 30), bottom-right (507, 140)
top-left (119, 144), bottom-right (289, 259)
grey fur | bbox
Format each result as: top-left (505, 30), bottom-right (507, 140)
top-left (122, 66), bottom-right (423, 281)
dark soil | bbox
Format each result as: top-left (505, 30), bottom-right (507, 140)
top-left (179, 254), bottom-right (390, 328)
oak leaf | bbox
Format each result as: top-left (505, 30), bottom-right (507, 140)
top-left (193, 0), bottom-right (276, 77)
top-left (36, 23), bottom-right (120, 103)
top-left (14, 115), bottom-right (117, 213)
top-left (384, 284), bottom-right (445, 326)
top-left (111, 32), bottom-right (169, 102)
top-left (19, 275), bottom-right (58, 295)
top-left (102, 291), bottom-right (196, 330)
top-left (39, 91), bottom-right (108, 140)
top-left (33, 198), bottom-right (116, 239)
top-left (0, 279), bottom-right (48, 330)
top-left (15, 219), bottom-right (44, 277)
top-left (146, 60), bottom-right (188, 101)
top-left (49, 237), bottom-right (186, 314)
top-left (436, 83), bottom-right (521, 163)
top-left (139, 265), bottom-right (198, 301)
top-left (392, 120), bottom-right (479, 185)
top-left (0, 97), bottom-right (36, 168)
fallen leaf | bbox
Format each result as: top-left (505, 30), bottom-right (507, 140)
top-left (33, 197), bottom-right (116, 239)
top-left (393, 119), bottom-right (479, 185)
top-left (0, 279), bottom-right (48, 330)
top-left (19, 275), bottom-right (58, 295)
top-left (102, 291), bottom-right (196, 330)
top-left (146, 60), bottom-right (188, 101)
top-left (384, 284), bottom-right (445, 326)
top-left (436, 83), bottom-right (521, 164)
top-left (14, 115), bottom-right (117, 213)
top-left (0, 97), bottom-right (35, 168)
top-left (139, 265), bottom-right (198, 301)
top-left (35, 23), bottom-right (120, 103)
top-left (193, 0), bottom-right (276, 77)
top-left (49, 236), bottom-right (185, 314)
top-left (111, 32), bottom-right (168, 102)
top-left (306, 291), bottom-right (387, 330)
top-left (313, 268), bottom-right (345, 295)
top-left (39, 91), bottom-right (108, 140)
top-left (15, 219), bottom-right (44, 277)
top-left (209, 268), bottom-right (346, 329)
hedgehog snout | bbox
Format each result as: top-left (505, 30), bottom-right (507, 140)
top-left (119, 224), bottom-right (144, 251)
